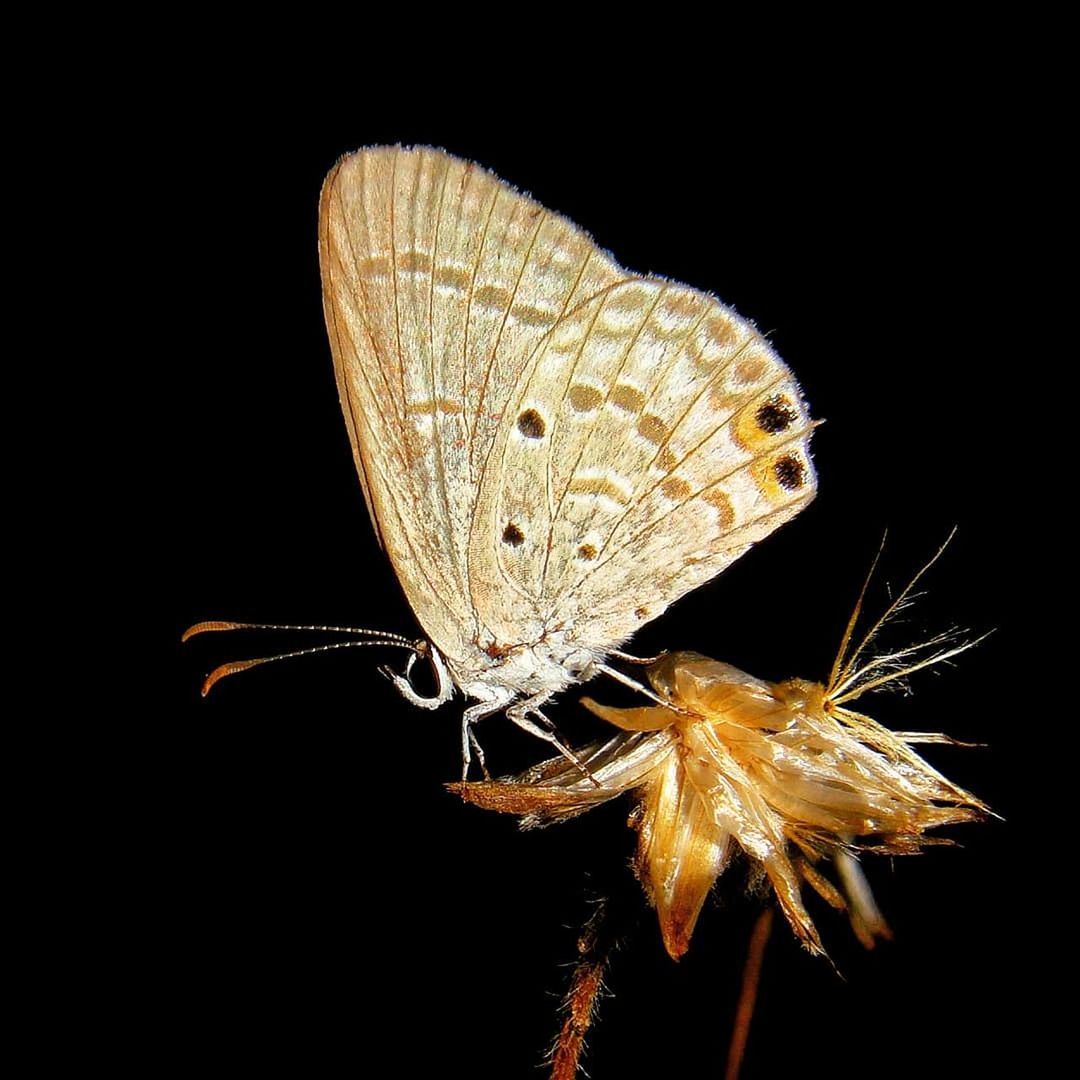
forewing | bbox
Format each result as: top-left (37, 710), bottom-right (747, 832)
top-left (319, 147), bottom-right (623, 664)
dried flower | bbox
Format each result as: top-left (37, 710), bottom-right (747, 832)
top-left (452, 540), bottom-right (987, 959)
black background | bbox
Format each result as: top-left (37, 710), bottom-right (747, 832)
top-left (148, 72), bottom-right (1050, 1078)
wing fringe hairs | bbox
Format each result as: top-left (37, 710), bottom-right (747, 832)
top-left (451, 537), bottom-right (989, 959)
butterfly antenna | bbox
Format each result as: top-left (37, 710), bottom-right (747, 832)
top-left (182, 621), bottom-right (428, 696)
top-left (182, 620), bottom-right (420, 646)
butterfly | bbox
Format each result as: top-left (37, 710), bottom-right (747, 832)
top-left (192, 146), bottom-right (818, 777)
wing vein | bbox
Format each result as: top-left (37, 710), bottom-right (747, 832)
top-left (550, 284), bottom-right (668, 572)
top-left (463, 185), bottom-right (502, 471)
top-left (389, 149), bottom-right (409, 420)
top-left (336, 162), bottom-right (405, 426)
top-left (544, 249), bottom-right (597, 524)
top-left (425, 153), bottom-right (469, 610)
top-left (587, 382), bottom-right (810, 579)
top-left (474, 209), bottom-right (548, 442)
top-left (584, 333), bottom-right (763, 566)
top-left (542, 284), bottom-right (667, 588)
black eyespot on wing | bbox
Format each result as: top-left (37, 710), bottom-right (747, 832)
top-left (502, 522), bottom-right (525, 546)
top-left (517, 409), bottom-right (546, 439)
top-left (774, 454), bottom-right (806, 491)
top-left (755, 396), bottom-right (798, 434)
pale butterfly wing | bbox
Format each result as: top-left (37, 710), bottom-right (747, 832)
top-left (319, 146), bottom-right (815, 718)
top-left (320, 147), bottom-right (624, 674)
top-left (474, 279), bottom-right (815, 650)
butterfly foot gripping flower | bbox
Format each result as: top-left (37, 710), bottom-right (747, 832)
top-left (452, 539), bottom-right (988, 959)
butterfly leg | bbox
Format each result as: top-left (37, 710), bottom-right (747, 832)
top-left (461, 720), bottom-right (491, 782)
top-left (461, 694), bottom-right (513, 781)
top-left (507, 696), bottom-right (600, 787)
top-left (594, 662), bottom-right (686, 711)
top-left (608, 648), bottom-right (667, 666)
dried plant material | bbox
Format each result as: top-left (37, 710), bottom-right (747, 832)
top-left (725, 909), bottom-right (774, 1080)
top-left (548, 902), bottom-right (616, 1080)
top-left (453, 542), bottom-right (988, 959)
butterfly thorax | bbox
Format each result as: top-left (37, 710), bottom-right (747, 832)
top-left (446, 629), bottom-right (601, 705)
